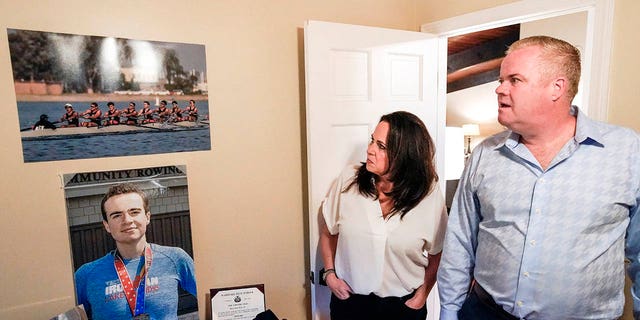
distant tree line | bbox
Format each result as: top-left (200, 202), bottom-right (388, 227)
top-left (8, 31), bottom-right (58, 83)
top-left (162, 49), bottom-right (199, 93)
top-left (8, 30), bottom-right (199, 94)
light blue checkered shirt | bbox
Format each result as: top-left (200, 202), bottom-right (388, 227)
top-left (438, 106), bottom-right (640, 320)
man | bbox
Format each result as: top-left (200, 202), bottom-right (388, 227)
top-left (104, 102), bottom-right (121, 126)
top-left (140, 101), bottom-right (155, 124)
top-left (155, 100), bottom-right (171, 123)
top-left (437, 36), bottom-right (640, 319)
top-left (74, 183), bottom-right (197, 319)
top-left (184, 99), bottom-right (198, 122)
top-left (60, 103), bottom-right (79, 127)
top-left (170, 100), bottom-right (184, 122)
top-left (80, 102), bottom-right (102, 127)
top-left (122, 102), bottom-right (139, 125)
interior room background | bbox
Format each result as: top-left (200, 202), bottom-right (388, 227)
top-left (1, 0), bottom-right (638, 319)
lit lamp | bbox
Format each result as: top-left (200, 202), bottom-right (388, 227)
top-left (462, 124), bottom-right (480, 160)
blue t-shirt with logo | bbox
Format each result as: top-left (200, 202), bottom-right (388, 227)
top-left (75, 244), bottom-right (197, 320)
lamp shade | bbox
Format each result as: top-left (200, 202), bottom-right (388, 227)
top-left (462, 123), bottom-right (480, 136)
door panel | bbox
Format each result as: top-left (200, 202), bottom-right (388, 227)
top-left (304, 20), bottom-right (440, 320)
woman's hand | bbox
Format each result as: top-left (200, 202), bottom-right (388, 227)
top-left (325, 273), bottom-right (353, 300)
top-left (405, 253), bottom-right (440, 309)
top-left (404, 284), bottom-right (426, 310)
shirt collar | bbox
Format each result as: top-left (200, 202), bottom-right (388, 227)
top-left (496, 105), bottom-right (604, 150)
top-left (572, 105), bottom-right (604, 146)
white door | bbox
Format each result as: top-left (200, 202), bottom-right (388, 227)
top-left (304, 20), bottom-right (440, 320)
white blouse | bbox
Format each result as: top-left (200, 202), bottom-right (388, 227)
top-left (322, 164), bottom-right (448, 297)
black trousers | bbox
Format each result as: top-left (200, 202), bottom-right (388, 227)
top-left (458, 283), bottom-right (518, 320)
top-left (330, 291), bottom-right (427, 320)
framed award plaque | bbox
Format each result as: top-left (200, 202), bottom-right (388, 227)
top-left (210, 284), bottom-right (265, 320)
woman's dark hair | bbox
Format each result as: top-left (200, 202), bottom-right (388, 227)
top-left (346, 111), bottom-right (438, 218)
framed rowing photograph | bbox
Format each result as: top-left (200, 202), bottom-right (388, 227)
top-left (63, 165), bottom-right (199, 320)
top-left (7, 28), bottom-right (211, 163)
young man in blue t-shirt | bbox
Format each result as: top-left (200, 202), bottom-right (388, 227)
top-left (74, 183), bottom-right (197, 319)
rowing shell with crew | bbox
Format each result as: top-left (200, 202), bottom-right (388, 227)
top-left (22, 119), bottom-right (210, 141)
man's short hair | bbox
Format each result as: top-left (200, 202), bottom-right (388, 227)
top-left (507, 35), bottom-right (581, 100)
top-left (100, 183), bottom-right (150, 221)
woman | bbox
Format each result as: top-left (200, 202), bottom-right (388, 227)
top-left (319, 111), bottom-right (448, 320)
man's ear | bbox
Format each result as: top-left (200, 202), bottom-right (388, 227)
top-left (103, 220), bottom-right (111, 234)
top-left (551, 77), bottom-right (567, 102)
top-left (146, 211), bottom-right (151, 225)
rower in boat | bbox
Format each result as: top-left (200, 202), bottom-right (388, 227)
top-left (80, 102), bottom-right (102, 127)
top-left (155, 100), bottom-right (171, 123)
top-left (32, 114), bottom-right (57, 131)
top-left (60, 103), bottom-right (79, 128)
top-left (184, 99), bottom-right (198, 122)
top-left (140, 101), bottom-right (155, 124)
top-left (122, 102), bottom-right (139, 125)
top-left (104, 102), bottom-right (121, 126)
top-left (170, 101), bottom-right (185, 122)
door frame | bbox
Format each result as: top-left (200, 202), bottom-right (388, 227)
top-left (421, 0), bottom-right (614, 176)
top-left (304, 20), bottom-right (440, 320)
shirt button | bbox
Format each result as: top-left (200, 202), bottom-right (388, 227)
top-left (539, 178), bottom-right (545, 183)
top-left (530, 240), bottom-right (536, 246)
top-left (523, 271), bottom-right (530, 277)
top-left (535, 208), bottom-right (541, 214)
top-left (517, 300), bottom-right (524, 306)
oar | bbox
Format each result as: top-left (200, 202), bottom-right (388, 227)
top-left (136, 115), bottom-right (169, 130)
top-left (79, 115), bottom-right (105, 128)
top-left (138, 122), bottom-right (170, 131)
top-left (122, 114), bottom-right (143, 126)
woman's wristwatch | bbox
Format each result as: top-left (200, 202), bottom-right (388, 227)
top-left (322, 268), bottom-right (336, 282)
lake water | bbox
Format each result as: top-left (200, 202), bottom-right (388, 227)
top-left (18, 100), bottom-right (211, 162)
